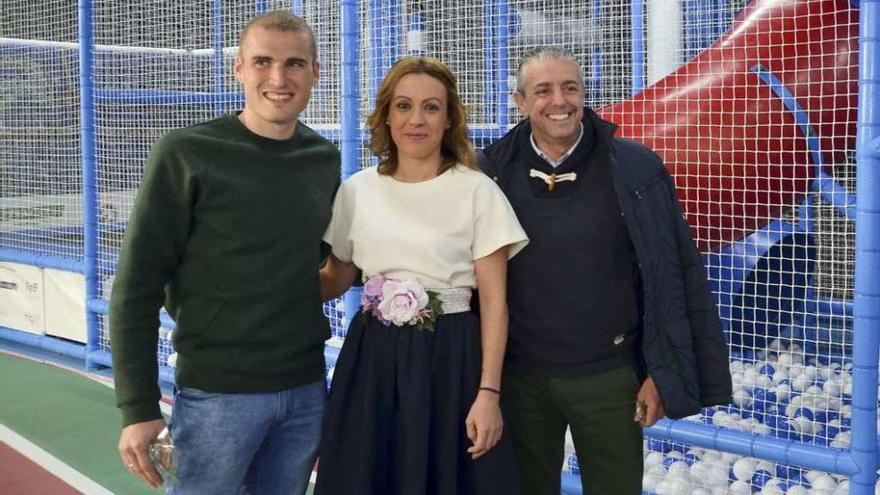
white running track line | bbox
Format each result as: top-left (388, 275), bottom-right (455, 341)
top-left (0, 423), bottom-right (115, 495)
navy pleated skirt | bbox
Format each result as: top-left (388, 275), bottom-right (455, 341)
top-left (314, 310), bottom-right (524, 495)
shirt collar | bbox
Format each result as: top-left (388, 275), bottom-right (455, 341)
top-left (530, 122), bottom-right (584, 168)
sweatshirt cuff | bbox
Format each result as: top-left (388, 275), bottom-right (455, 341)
top-left (121, 400), bottom-right (163, 427)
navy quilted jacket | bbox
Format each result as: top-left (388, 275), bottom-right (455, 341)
top-left (479, 108), bottom-right (733, 419)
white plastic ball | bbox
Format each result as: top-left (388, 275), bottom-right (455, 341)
top-left (730, 360), bottom-right (745, 373)
top-left (768, 338), bottom-right (784, 351)
top-left (731, 372), bottom-right (745, 386)
top-left (843, 381), bottom-right (852, 396)
top-left (647, 464), bottom-right (666, 476)
top-left (804, 384), bottom-right (823, 397)
top-left (776, 383), bottom-right (792, 402)
top-left (777, 352), bottom-right (796, 366)
top-left (642, 473), bottom-right (661, 493)
top-left (653, 479), bottom-right (671, 495)
top-left (787, 485), bottom-right (810, 495)
top-left (719, 451), bottom-right (740, 466)
top-left (166, 352), bottom-right (178, 367)
top-left (645, 451), bottom-right (665, 469)
top-left (756, 375), bottom-right (774, 388)
top-left (733, 389), bottom-right (753, 408)
top-left (759, 480), bottom-right (785, 495)
top-left (773, 369), bottom-right (790, 384)
top-left (689, 461), bottom-right (709, 480)
top-left (667, 460), bottom-right (690, 480)
top-left (792, 374), bottom-right (812, 392)
top-left (743, 366), bottom-right (758, 381)
top-left (823, 380), bottom-right (842, 397)
top-left (840, 405), bottom-right (852, 418)
top-left (802, 365), bottom-right (818, 380)
top-left (751, 420), bottom-right (771, 435)
top-left (732, 457), bottom-right (757, 481)
top-left (826, 397), bottom-right (842, 411)
top-left (690, 488), bottom-right (710, 495)
top-left (729, 480), bottom-right (751, 494)
top-left (805, 470), bottom-right (824, 483)
top-left (792, 416), bottom-right (817, 435)
top-left (812, 475), bottom-right (839, 492)
top-left (706, 462), bottom-right (730, 487)
top-left (831, 431), bottom-right (851, 449)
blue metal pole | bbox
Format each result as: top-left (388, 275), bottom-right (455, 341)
top-left (630, 0), bottom-right (645, 94)
top-left (495, 0), bottom-right (510, 131)
top-left (368, 0), bottom-right (384, 104)
top-left (78, 0), bottom-right (100, 370)
top-left (341, 0), bottom-right (362, 326)
top-left (850, 0), bottom-right (880, 491)
top-left (590, 0), bottom-right (603, 102)
top-left (292, 0), bottom-right (304, 16)
top-left (0, 327), bottom-right (87, 360)
top-left (255, 0), bottom-right (269, 15)
top-left (387, 0), bottom-right (402, 63)
top-left (213, 0), bottom-right (225, 116)
top-left (646, 419), bottom-right (859, 476)
top-left (483, 0), bottom-right (497, 127)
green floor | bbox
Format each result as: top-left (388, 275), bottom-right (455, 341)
top-left (1, 352), bottom-right (317, 494)
top-left (0, 352), bottom-right (155, 494)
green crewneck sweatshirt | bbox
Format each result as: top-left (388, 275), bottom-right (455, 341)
top-left (110, 114), bottom-right (340, 426)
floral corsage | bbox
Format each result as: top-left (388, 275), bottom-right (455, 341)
top-left (360, 274), bottom-right (444, 331)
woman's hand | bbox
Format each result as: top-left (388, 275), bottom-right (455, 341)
top-left (465, 390), bottom-right (504, 459)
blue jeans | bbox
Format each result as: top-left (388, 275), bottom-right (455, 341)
top-left (166, 380), bottom-right (325, 495)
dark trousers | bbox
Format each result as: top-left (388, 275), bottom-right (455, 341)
top-left (501, 365), bottom-right (643, 495)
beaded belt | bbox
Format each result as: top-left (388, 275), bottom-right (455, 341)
top-left (435, 287), bottom-right (472, 314)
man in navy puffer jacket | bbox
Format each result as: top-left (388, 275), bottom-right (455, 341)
top-left (478, 46), bottom-right (732, 495)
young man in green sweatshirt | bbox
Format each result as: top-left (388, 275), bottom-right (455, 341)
top-left (109, 10), bottom-right (340, 494)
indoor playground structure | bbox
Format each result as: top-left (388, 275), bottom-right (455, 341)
top-left (1, 0), bottom-right (879, 494)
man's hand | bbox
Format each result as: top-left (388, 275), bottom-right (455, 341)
top-left (118, 419), bottom-right (166, 488)
top-left (634, 376), bottom-right (665, 427)
top-left (465, 392), bottom-right (504, 459)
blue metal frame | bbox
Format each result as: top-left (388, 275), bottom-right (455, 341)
top-left (630, 0), bottom-right (645, 94)
top-left (483, 0), bottom-right (498, 127)
top-left (341, 0), bottom-right (362, 324)
top-left (494, 1), bottom-right (510, 130)
top-left (78, 0), bottom-right (100, 371)
top-left (213, 0), bottom-right (226, 117)
top-left (849, 0), bottom-right (880, 491)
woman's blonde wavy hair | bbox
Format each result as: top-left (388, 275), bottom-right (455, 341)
top-left (366, 56), bottom-right (477, 176)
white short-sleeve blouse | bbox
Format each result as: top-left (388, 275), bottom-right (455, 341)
top-left (323, 164), bottom-right (528, 289)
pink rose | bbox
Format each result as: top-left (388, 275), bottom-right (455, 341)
top-left (377, 280), bottom-right (429, 326)
top-left (364, 275), bottom-right (386, 297)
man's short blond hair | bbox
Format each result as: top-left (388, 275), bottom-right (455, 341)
top-left (239, 10), bottom-right (317, 61)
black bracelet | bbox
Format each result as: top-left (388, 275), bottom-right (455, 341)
top-left (478, 386), bottom-right (501, 395)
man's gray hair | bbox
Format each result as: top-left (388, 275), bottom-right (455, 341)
top-left (515, 46), bottom-right (584, 94)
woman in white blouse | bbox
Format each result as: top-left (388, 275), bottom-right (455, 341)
top-left (315, 56), bottom-right (528, 495)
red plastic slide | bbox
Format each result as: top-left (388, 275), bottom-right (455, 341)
top-left (597, 0), bottom-right (859, 252)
